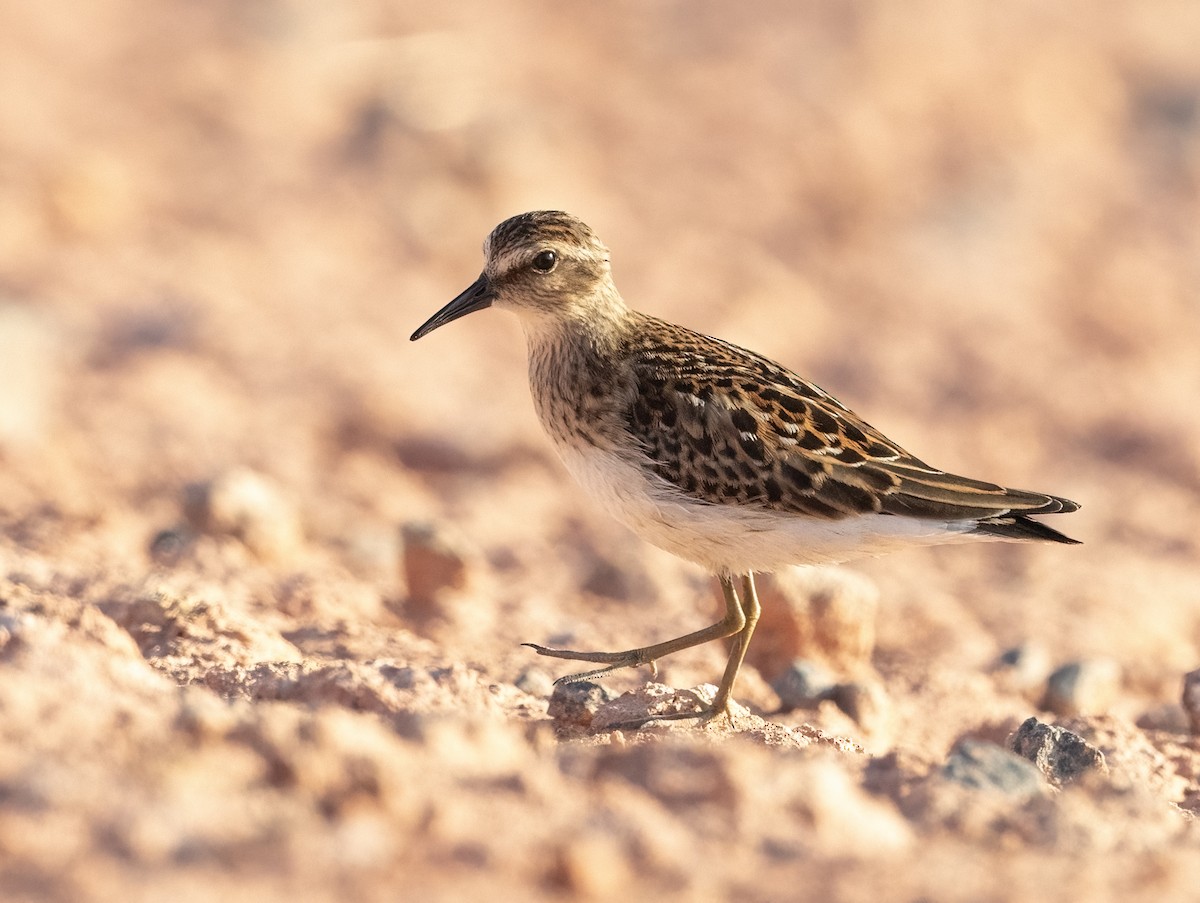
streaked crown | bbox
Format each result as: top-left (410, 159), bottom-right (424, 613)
top-left (485, 210), bottom-right (607, 265)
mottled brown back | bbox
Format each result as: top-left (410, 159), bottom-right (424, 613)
top-left (620, 313), bottom-right (1078, 538)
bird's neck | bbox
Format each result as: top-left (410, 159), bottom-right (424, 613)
top-left (520, 289), bottom-right (636, 451)
top-left (518, 286), bottom-right (631, 364)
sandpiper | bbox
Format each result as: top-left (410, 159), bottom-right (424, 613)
top-left (411, 211), bottom-right (1079, 718)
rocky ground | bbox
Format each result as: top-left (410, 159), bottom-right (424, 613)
top-left (2, 2), bottom-right (1199, 901)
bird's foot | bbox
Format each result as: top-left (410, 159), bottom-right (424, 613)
top-left (522, 642), bottom-right (656, 684)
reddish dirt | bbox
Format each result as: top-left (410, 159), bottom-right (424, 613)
top-left (1, 3), bottom-right (1199, 901)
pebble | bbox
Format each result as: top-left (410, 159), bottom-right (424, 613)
top-left (1134, 702), bottom-right (1192, 734)
top-left (829, 679), bottom-right (889, 731)
top-left (1042, 659), bottom-right (1121, 716)
top-left (148, 526), bottom-right (194, 564)
top-left (547, 681), bottom-right (618, 728)
top-left (990, 642), bottom-right (1052, 694)
top-left (184, 467), bottom-right (303, 561)
top-left (514, 667), bottom-right (555, 699)
top-left (1182, 668), bottom-right (1200, 735)
top-left (400, 521), bottom-right (473, 610)
top-left (1008, 717), bottom-right (1108, 787)
top-left (772, 659), bottom-right (836, 711)
top-left (942, 740), bottom-right (1046, 798)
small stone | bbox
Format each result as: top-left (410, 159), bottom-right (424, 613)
top-left (1008, 716), bottom-right (1108, 787)
top-left (1182, 668), bottom-right (1200, 734)
top-left (990, 642), bottom-right (1052, 694)
top-left (148, 526), bottom-right (194, 564)
top-left (772, 659), bottom-right (836, 711)
top-left (1135, 703), bottom-right (1192, 734)
top-left (514, 667), bottom-right (555, 699)
top-left (184, 468), bottom-right (303, 561)
top-left (1042, 659), bottom-right (1121, 716)
top-left (829, 679), bottom-right (889, 730)
top-left (942, 740), bottom-right (1046, 798)
top-left (547, 681), bottom-right (618, 728)
top-left (400, 521), bottom-right (474, 611)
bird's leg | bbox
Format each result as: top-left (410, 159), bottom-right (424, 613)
top-left (524, 572), bottom-right (747, 687)
top-left (709, 573), bottom-right (761, 716)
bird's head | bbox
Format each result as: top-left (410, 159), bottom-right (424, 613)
top-left (411, 211), bottom-right (621, 341)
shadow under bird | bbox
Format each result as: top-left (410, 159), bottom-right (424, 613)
top-left (411, 210), bottom-right (1080, 721)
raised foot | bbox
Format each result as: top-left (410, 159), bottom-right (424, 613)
top-left (522, 642), bottom-right (658, 684)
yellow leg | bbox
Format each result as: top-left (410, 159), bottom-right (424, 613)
top-left (526, 572), bottom-right (759, 716)
top-left (710, 573), bottom-right (760, 715)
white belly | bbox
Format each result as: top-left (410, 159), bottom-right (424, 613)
top-left (553, 441), bottom-right (979, 574)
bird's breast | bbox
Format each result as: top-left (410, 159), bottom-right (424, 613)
top-left (527, 337), bottom-right (634, 454)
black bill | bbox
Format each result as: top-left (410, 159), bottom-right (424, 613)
top-left (410, 273), bottom-right (496, 341)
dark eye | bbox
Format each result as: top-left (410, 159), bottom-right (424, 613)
top-left (531, 250), bottom-right (557, 273)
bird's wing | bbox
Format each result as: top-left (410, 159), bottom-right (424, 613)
top-left (625, 320), bottom-right (1078, 527)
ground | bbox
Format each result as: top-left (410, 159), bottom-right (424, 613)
top-left (1, 2), bottom-right (1199, 901)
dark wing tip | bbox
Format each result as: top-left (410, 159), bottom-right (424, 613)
top-left (972, 514), bottom-right (1081, 545)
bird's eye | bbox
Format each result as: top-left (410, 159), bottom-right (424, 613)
top-left (531, 250), bottom-right (557, 273)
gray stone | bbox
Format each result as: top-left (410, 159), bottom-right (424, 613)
top-left (1135, 703), bottom-right (1192, 734)
top-left (1182, 668), bottom-right (1200, 734)
top-left (184, 468), bottom-right (303, 561)
top-left (991, 642), bottom-right (1051, 693)
top-left (771, 659), bottom-right (836, 711)
top-left (1043, 659), bottom-right (1121, 715)
top-left (547, 681), bottom-right (618, 727)
top-left (829, 679), bottom-right (889, 729)
top-left (514, 667), bottom-right (555, 698)
top-left (1008, 717), bottom-right (1108, 787)
top-left (942, 740), bottom-right (1046, 798)
top-left (148, 526), bottom-right (194, 564)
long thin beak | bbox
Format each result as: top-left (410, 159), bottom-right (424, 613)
top-left (410, 273), bottom-right (496, 341)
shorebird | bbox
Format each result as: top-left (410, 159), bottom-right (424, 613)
top-left (411, 211), bottom-right (1079, 719)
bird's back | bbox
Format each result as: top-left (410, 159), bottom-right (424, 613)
top-left (615, 313), bottom-right (1078, 544)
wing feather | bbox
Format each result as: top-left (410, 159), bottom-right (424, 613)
top-left (623, 315), bottom-right (1079, 533)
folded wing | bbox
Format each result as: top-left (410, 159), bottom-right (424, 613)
top-left (625, 318), bottom-right (1079, 544)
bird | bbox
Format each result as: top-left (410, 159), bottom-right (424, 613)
top-left (410, 210), bottom-right (1080, 721)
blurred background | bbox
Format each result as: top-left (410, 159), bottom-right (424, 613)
top-left (1, 1), bottom-right (1200, 899)
top-left (3, 0), bottom-right (1198, 666)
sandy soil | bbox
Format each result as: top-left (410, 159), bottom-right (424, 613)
top-left (2, 2), bottom-right (1199, 901)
